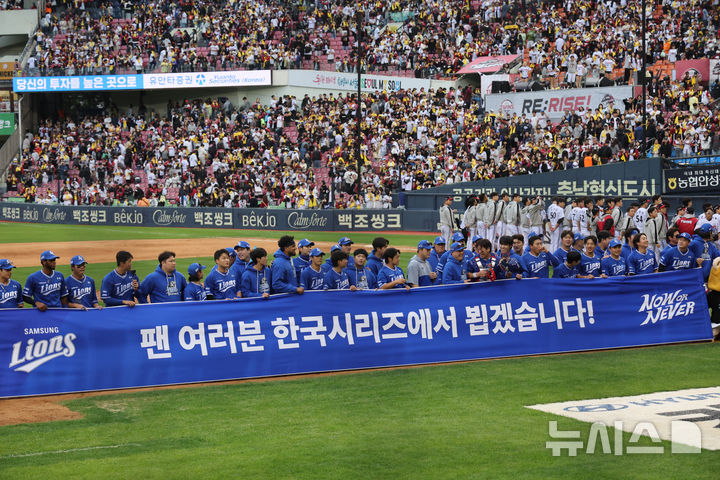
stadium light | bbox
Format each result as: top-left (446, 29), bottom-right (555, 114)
top-left (641, 0), bottom-right (647, 157)
top-left (355, 8), bottom-right (363, 195)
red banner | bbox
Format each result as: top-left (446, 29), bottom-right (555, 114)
top-left (675, 59), bottom-right (710, 82)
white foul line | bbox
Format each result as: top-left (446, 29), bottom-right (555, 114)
top-left (0, 443), bottom-right (142, 459)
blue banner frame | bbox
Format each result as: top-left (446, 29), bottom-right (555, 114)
top-left (0, 270), bottom-right (711, 398)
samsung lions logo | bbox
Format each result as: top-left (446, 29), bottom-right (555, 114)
top-left (9, 333), bottom-right (77, 373)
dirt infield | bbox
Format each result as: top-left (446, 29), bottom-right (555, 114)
top-left (3, 237), bottom-right (417, 268)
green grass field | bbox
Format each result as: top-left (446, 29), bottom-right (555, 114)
top-left (1, 343), bottom-right (717, 479)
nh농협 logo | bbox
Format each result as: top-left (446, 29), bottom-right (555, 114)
top-left (8, 333), bottom-right (76, 373)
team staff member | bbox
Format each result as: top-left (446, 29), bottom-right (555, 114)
top-left (324, 251), bottom-right (356, 290)
top-left (345, 248), bottom-right (377, 289)
top-left (659, 233), bottom-right (701, 271)
top-left (0, 259), bottom-right (23, 308)
top-left (241, 248), bottom-right (272, 298)
top-left (366, 237), bottom-right (389, 275)
top-left (138, 251), bottom-right (187, 303)
top-left (377, 247), bottom-right (410, 290)
top-left (101, 250), bottom-right (140, 307)
top-left (300, 248), bottom-right (326, 290)
top-left (205, 249), bottom-right (241, 299)
top-left (601, 240), bottom-right (627, 277)
top-left (23, 250), bottom-right (68, 311)
top-left (406, 240), bottom-right (436, 287)
top-left (553, 250), bottom-right (582, 278)
top-left (184, 263), bottom-right (207, 301)
top-left (65, 255), bottom-right (102, 310)
top-left (292, 238), bottom-right (315, 282)
top-left (271, 235), bottom-right (304, 294)
top-left (521, 235), bottom-right (559, 278)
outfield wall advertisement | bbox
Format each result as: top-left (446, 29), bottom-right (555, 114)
top-left (287, 70), bottom-right (432, 92)
top-left (0, 270), bottom-right (711, 398)
top-left (0, 202), bottom-right (439, 232)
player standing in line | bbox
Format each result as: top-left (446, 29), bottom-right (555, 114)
top-left (521, 235), bottom-right (559, 278)
top-left (233, 241), bottom-right (252, 273)
top-left (495, 236), bottom-right (524, 280)
top-left (644, 206), bottom-right (664, 262)
top-left (324, 250), bottom-right (356, 290)
top-left (101, 251), bottom-right (140, 307)
top-left (300, 248), bottom-right (326, 291)
top-left (660, 227), bottom-right (679, 258)
top-left (241, 247), bottom-right (272, 298)
top-left (345, 248), bottom-right (377, 289)
top-left (138, 251), bottom-right (188, 303)
top-left (65, 255), bottom-right (102, 310)
top-left (366, 237), bottom-right (389, 275)
top-left (578, 235), bottom-right (603, 279)
top-left (0, 259), bottom-right (23, 308)
top-left (547, 197), bottom-right (565, 252)
top-left (552, 250), bottom-right (582, 278)
top-left (553, 230), bottom-right (575, 263)
top-left (292, 238), bottom-right (315, 283)
top-left (439, 196), bottom-right (455, 244)
top-left (466, 238), bottom-right (494, 282)
top-left (483, 192), bottom-right (498, 247)
top-left (271, 235), bottom-right (304, 295)
top-left (23, 250), bottom-right (68, 311)
top-left (184, 263), bottom-right (207, 301)
top-left (377, 247), bottom-right (411, 290)
top-left (601, 240), bottom-right (627, 277)
top-left (495, 192), bottom-right (509, 246)
top-left (595, 231), bottom-right (613, 257)
top-left (659, 233), bottom-right (701, 272)
top-left (633, 198), bottom-right (650, 234)
top-left (338, 236), bottom-right (356, 268)
top-left (435, 232), bottom-right (466, 277)
top-left (406, 240), bottom-right (437, 287)
top-left (571, 197), bottom-right (585, 234)
top-left (428, 237), bottom-right (446, 274)
top-left (462, 196), bottom-right (478, 240)
top-left (689, 224), bottom-right (719, 281)
top-left (503, 193), bottom-right (522, 237)
top-left (205, 249), bottom-right (241, 299)
top-left (322, 245), bottom-right (340, 274)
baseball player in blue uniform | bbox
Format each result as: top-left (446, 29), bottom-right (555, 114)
top-left (0, 259), bottom-right (23, 308)
top-left (322, 245), bottom-right (341, 274)
top-left (101, 250), bottom-right (140, 307)
top-left (211, 247), bottom-right (237, 273)
top-left (466, 238), bottom-right (495, 282)
top-left (345, 248), bottom-right (378, 289)
top-left (689, 224), bottom-right (719, 281)
top-left (23, 250), bottom-right (68, 311)
top-left (553, 230), bottom-right (575, 264)
top-left (338, 236), bottom-right (355, 269)
top-left (184, 263), bottom-right (207, 301)
top-left (436, 232), bottom-right (466, 277)
top-left (232, 241), bottom-right (251, 278)
top-left (521, 235), bottom-right (559, 278)
top-left (601, 240), bottom-right (627, 277)
top-left (443, 242), bottom-right (470, 284)
top-left (138, 251), bottom-right (188, 303)
top-left (578, 235), bottom-right (603, 278)
top-left (324, 250), bottom-right (356, 290)
top-left (205, 248), bottom-right (241, 299)
top-left (660, 233), bottom-right (701, 272)
top-left (553, 250), bottom-right (582, 278)
top-left (627, 233), bottom-right (657, 275)
top-left (495, 236), bottom-right (524, 280)
top-left (300, 248), bottom-right (326, 290)
top-left (621, 229), bottom-right (639, 261)
top-left (292, 238), bottom-right (315, 283)
top-left (366, 237), bottom-right (389, 275)
top-left (241, 248), bottom-right (272, 298)
top-left (271, 235), bottom-right (304, 294)
top-left (428, 236), bottom-right (446, 274)
top-left (65, 255), bottom-right (102, 310)
top-left (377, 247), bottom-right (410, 290)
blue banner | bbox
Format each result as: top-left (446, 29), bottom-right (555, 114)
top-left (0, 270), bottom-right (711, 398)
top-left (13, 74), bottom-right (142, 92)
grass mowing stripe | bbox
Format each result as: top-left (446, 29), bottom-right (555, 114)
top-left (0, 443), bottom-right (142, 459)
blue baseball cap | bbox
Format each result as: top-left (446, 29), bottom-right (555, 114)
top-left (698, 223), bottom-right (712, 233)
top-left (452, 232), bottom-right (465, 242)
top-left (309, 247), bottom-right (325, 257)
top-left (235, 241), bottom-right (251, 249)
top-left (630, 229), bottom-right (639, 236)
top-left (70, 255), bottom-right (87, 266)
top-left (298, 238), bottom-right (315, 248)
top-left (40, 250), bottom-right (59, 261)
top-left (573, 233), bottom-right (584, 242)
top-left (678, 232), bottom-right (692, 241)
top-left (608, 239), bottom-right (622, 248)
top-left (450, 242), bottom-right (465, 252)
top-left (338, 236), bottom-right (354, 245)
top-left (330, 245), bottom-right (341, 253)
top-left (433, 236), bottom-right (446, 245)
top-left (225, 247), bottom-right (237, 258)
top-left (188, 263), bottom-right (206, 275)
top-left (471, 234), bottom-right (483, 244)
top-left (527, 231), bottom-right (538, 238)
top-left (0, 259), bottom-right (15, 270)
top-left (417, 240), bottom-right (433, 250)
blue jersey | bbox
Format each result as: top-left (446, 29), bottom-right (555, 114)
top-left (101, 269), bottom-right (138, 306)
top-left (229, 262), bottom-right (247, 286)
top-left (442, 257), bottom-right (468, 284)
top-left (621, 244), bottom-right (634, 261)
top-left (660, 244), bottom-right (676, 259)
top-left (204, 268), bottom-right (239, 299)
top-left (241, 266), bottom-right (272, 298)
top-left (660, 247), bottom-right (697, 271)
top-left (366, 252), bottom-right (384, 275)
top-left (23, 270), bottom-right (68, 308)
top-left (428, 249), bottom-right (443, 272)
top-left (292, 255), bottom-right (311, 283)
top-left (553, 247), bottom-right (571, 264)
top-left (0, 279), bottom-right (23, 308)
top-left (627, 249), bottom-right (657, 275)
top-left (324, 268), bottom-right (351, 290)
top-left (689, 237), bottom-right (719, 280)
top-left (553, 262), bottom-right (579, 278)
top-left (321, 258), bottom-right (334, 274)
top-left (271, 250), bottom-right (299, 293)
top-left (138, 267), bottom-right (187, 303)
top-left (495, 252), bottom-right (524, 279)
top-left (344, 265), bottom-right (377, 289)
top-left (467, 254), bottom-right (495, 282)
top-left (521, 251), bottom-right (559, 278)
top-left (65, 275), bottom-right (99, 308)
top-left (601, 256), bottom-right (627, 277)
top-left (579, 253), bottom-right (602, 277)
top-left (300, 266), bottom-right (325, 291)
top-left (377, 265), bottom-right (406, 288)
top-left (184, 282), bottom-right (207, 301)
